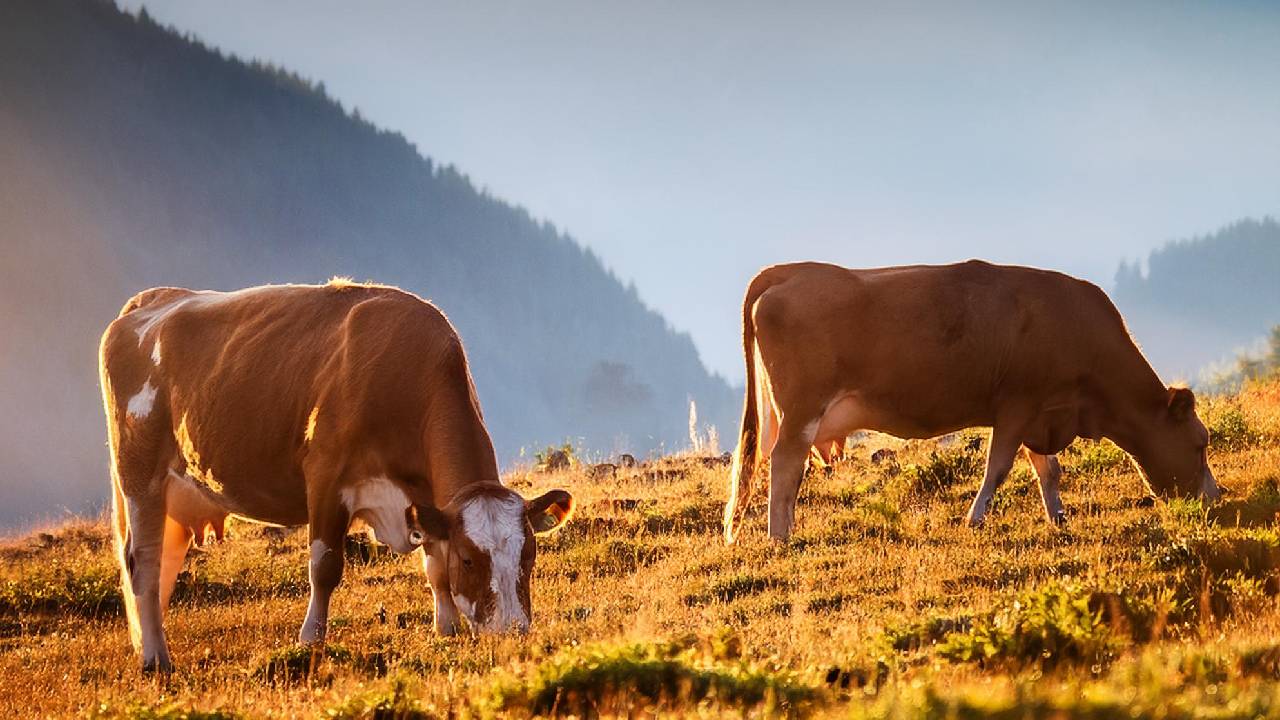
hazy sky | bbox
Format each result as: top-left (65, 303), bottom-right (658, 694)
top-left (117, 1), bottom-right (1280, 382)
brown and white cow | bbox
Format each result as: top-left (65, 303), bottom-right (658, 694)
top-left (724, 261), bottom-right (1219, 542)
top-left (99, 281), bottom-right (574, 672)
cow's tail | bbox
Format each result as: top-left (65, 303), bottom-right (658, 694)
top-left (111, 468), bottom-right (142, 651)
top-left (101, 322), bottom-right (142, 651)
top-left (724, 268), bottom-right (789, 543)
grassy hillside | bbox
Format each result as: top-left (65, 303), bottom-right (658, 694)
top-left (0, 0), bottom-right (735, 529)
top-left (2, 383), bottom-right (1279, 718)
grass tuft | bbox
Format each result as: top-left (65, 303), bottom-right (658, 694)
top-left (901, 448), bottom-right (983, 495)
top-left (325, 678), bottom-right (437, 719)
top-left (1062, 439), bottom-right (1130, 477)
top-left (936, 580), bottom-right (1178, 670)
top-left (484, 636), bottom-right (822, 718)
top-left (254, 644), bottom-right (353, 685)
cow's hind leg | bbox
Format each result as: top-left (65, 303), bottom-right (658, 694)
top-left (1025, 449), bottom-right (1066, 525)
top-left (767, 416), bottom-right (818, 541)
top-left (965, 424), bottom-right (1023, 527)
top-left (122, 488), bottom-right (175, 672)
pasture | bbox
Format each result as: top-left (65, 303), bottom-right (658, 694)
top-left (2, 383), bottom-right (1279, 718)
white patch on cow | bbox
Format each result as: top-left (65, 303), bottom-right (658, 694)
top-left (127, 380), bottom-right (157, 419)
top-left (452, 593), bottom-right (476, 623)
top-left (460, 494), bottom-right (528, 631)
top-left (299, 539), bottom-right (331, 644)
top-left (151, 339), bottom-right (162, 365)
top-left (800, 418), bottom-right (820, 444)
top-left (133, 287), bottom-right (276, 346)
top-left (340, 477), bottom-right (415, 553)
top-left (304, 405), bottom-right (320, 444)
top-left (134, 308), bottom-right (172, 346)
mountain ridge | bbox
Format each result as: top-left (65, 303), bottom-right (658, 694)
top-left (0, 0), bottom-right (736, 529)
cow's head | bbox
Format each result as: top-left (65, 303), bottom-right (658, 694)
top-left (1133, 387), bottom-right (1219, 501)
top-left (415, 486), bottom-right (573, 633)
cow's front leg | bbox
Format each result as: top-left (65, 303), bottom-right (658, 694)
top-left (423, 551), bottom-right (462, 635)
top-left (299, 503), bottom-right (348, 646)
top-left (965, 425), bottom-right (1023, 527)
top-left (1025, 449), bottom-right (1066, 525)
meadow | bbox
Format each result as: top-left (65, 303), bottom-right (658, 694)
top-left (2, 383), bottom-right (1279, 718)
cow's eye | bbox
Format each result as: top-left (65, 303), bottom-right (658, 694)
top-left (462, 557), bottom-right (473, 569)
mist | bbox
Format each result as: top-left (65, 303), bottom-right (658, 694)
top-left (115, 0), bottom-right (1280, 382)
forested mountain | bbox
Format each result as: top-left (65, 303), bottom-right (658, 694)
top-left (0, 0), bottom-right (736, 529)
top-left (1112, 217), bottom-right (1280, 382)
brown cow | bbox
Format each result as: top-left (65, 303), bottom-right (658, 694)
top-left (99, 281), bottom-right (574, 672)
top-left (724, 261), bottom-right (1219, 542)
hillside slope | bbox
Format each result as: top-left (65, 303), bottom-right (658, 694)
top-left (0, 0), bottom-right (736, 528)
top-left (1113, 217), bottom-right (1280, 380)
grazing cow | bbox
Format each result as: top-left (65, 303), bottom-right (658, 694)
top-left (99, 281), bottom-right (574, 672)
top-left (724, 261), bottom-right (1219, 542)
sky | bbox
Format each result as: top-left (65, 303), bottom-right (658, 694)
top-left (117, 0), bottom-right (1280, 383)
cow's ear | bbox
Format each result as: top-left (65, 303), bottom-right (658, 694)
top-left (1167, 386), bottom-right (1196, 422)
top-left (526, 489), bottom-right (574, 535)
top-left (411, 504), bottom-right (451, 541)
top-left (1166, 386), bottom-right (1196, 421)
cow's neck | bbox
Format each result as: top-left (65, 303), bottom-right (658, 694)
top-left (424, 384), bottom-right (503, 505)
top-left (1094, 349), bottom-right (1167, 464)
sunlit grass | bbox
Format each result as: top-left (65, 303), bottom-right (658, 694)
top-left (2, 382), bottom-right (1279, 716)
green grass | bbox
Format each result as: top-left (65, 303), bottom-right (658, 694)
top-left (483, 635), bottom-right (821, 718)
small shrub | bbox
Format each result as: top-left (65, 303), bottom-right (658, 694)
top-left (901, 449), bottom-right (982, 495)
top-left (484, 637), bottom-right (821, 718)
top-left (1190, 526), bottom-right (1280, 587)
top-left (807, 592), bottom-right (855, 613)
top-left (936, 581), bottom-right (1174, 670)
top-left (1239, 644), bottom-right (1280, 680)
top-left (0, 566), bottom-right (122, 618)
top-left (254, 644), bottom-right (352, 685)
top-left (642, 500), bottom-right (722, 534)
top-left (1163, 498), bottom-right (1209, 527)
top-left (534, 443), bottom-right (577, 472)
top-left (564, 539), bottom-right (670, 577)
top-left (1209, 405), bottom-right (1259, 451)
top-left (1064, 439), bottom-right (1130, 476)
top-left (881, 616), bottom-right (972, 653)
top-left (89, 704), bottom-right (242, 720)
top-left (685, 574), bottom-right (790, 606)
top-left (325, 679), bottom-right (436, 719)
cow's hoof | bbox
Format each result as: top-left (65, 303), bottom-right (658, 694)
top-left (1134, 496), bottom-right (1156, 509)
top-left (1050, 511), bottom-right (1067, 526)
top-left (141, 655), bottom-right (175, 675)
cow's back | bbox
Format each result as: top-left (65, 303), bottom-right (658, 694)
top-left (752, 261), bottom-right (1132, 434)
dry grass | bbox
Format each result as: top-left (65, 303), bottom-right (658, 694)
top-left (3, 383), bottom-right (1280, 718)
